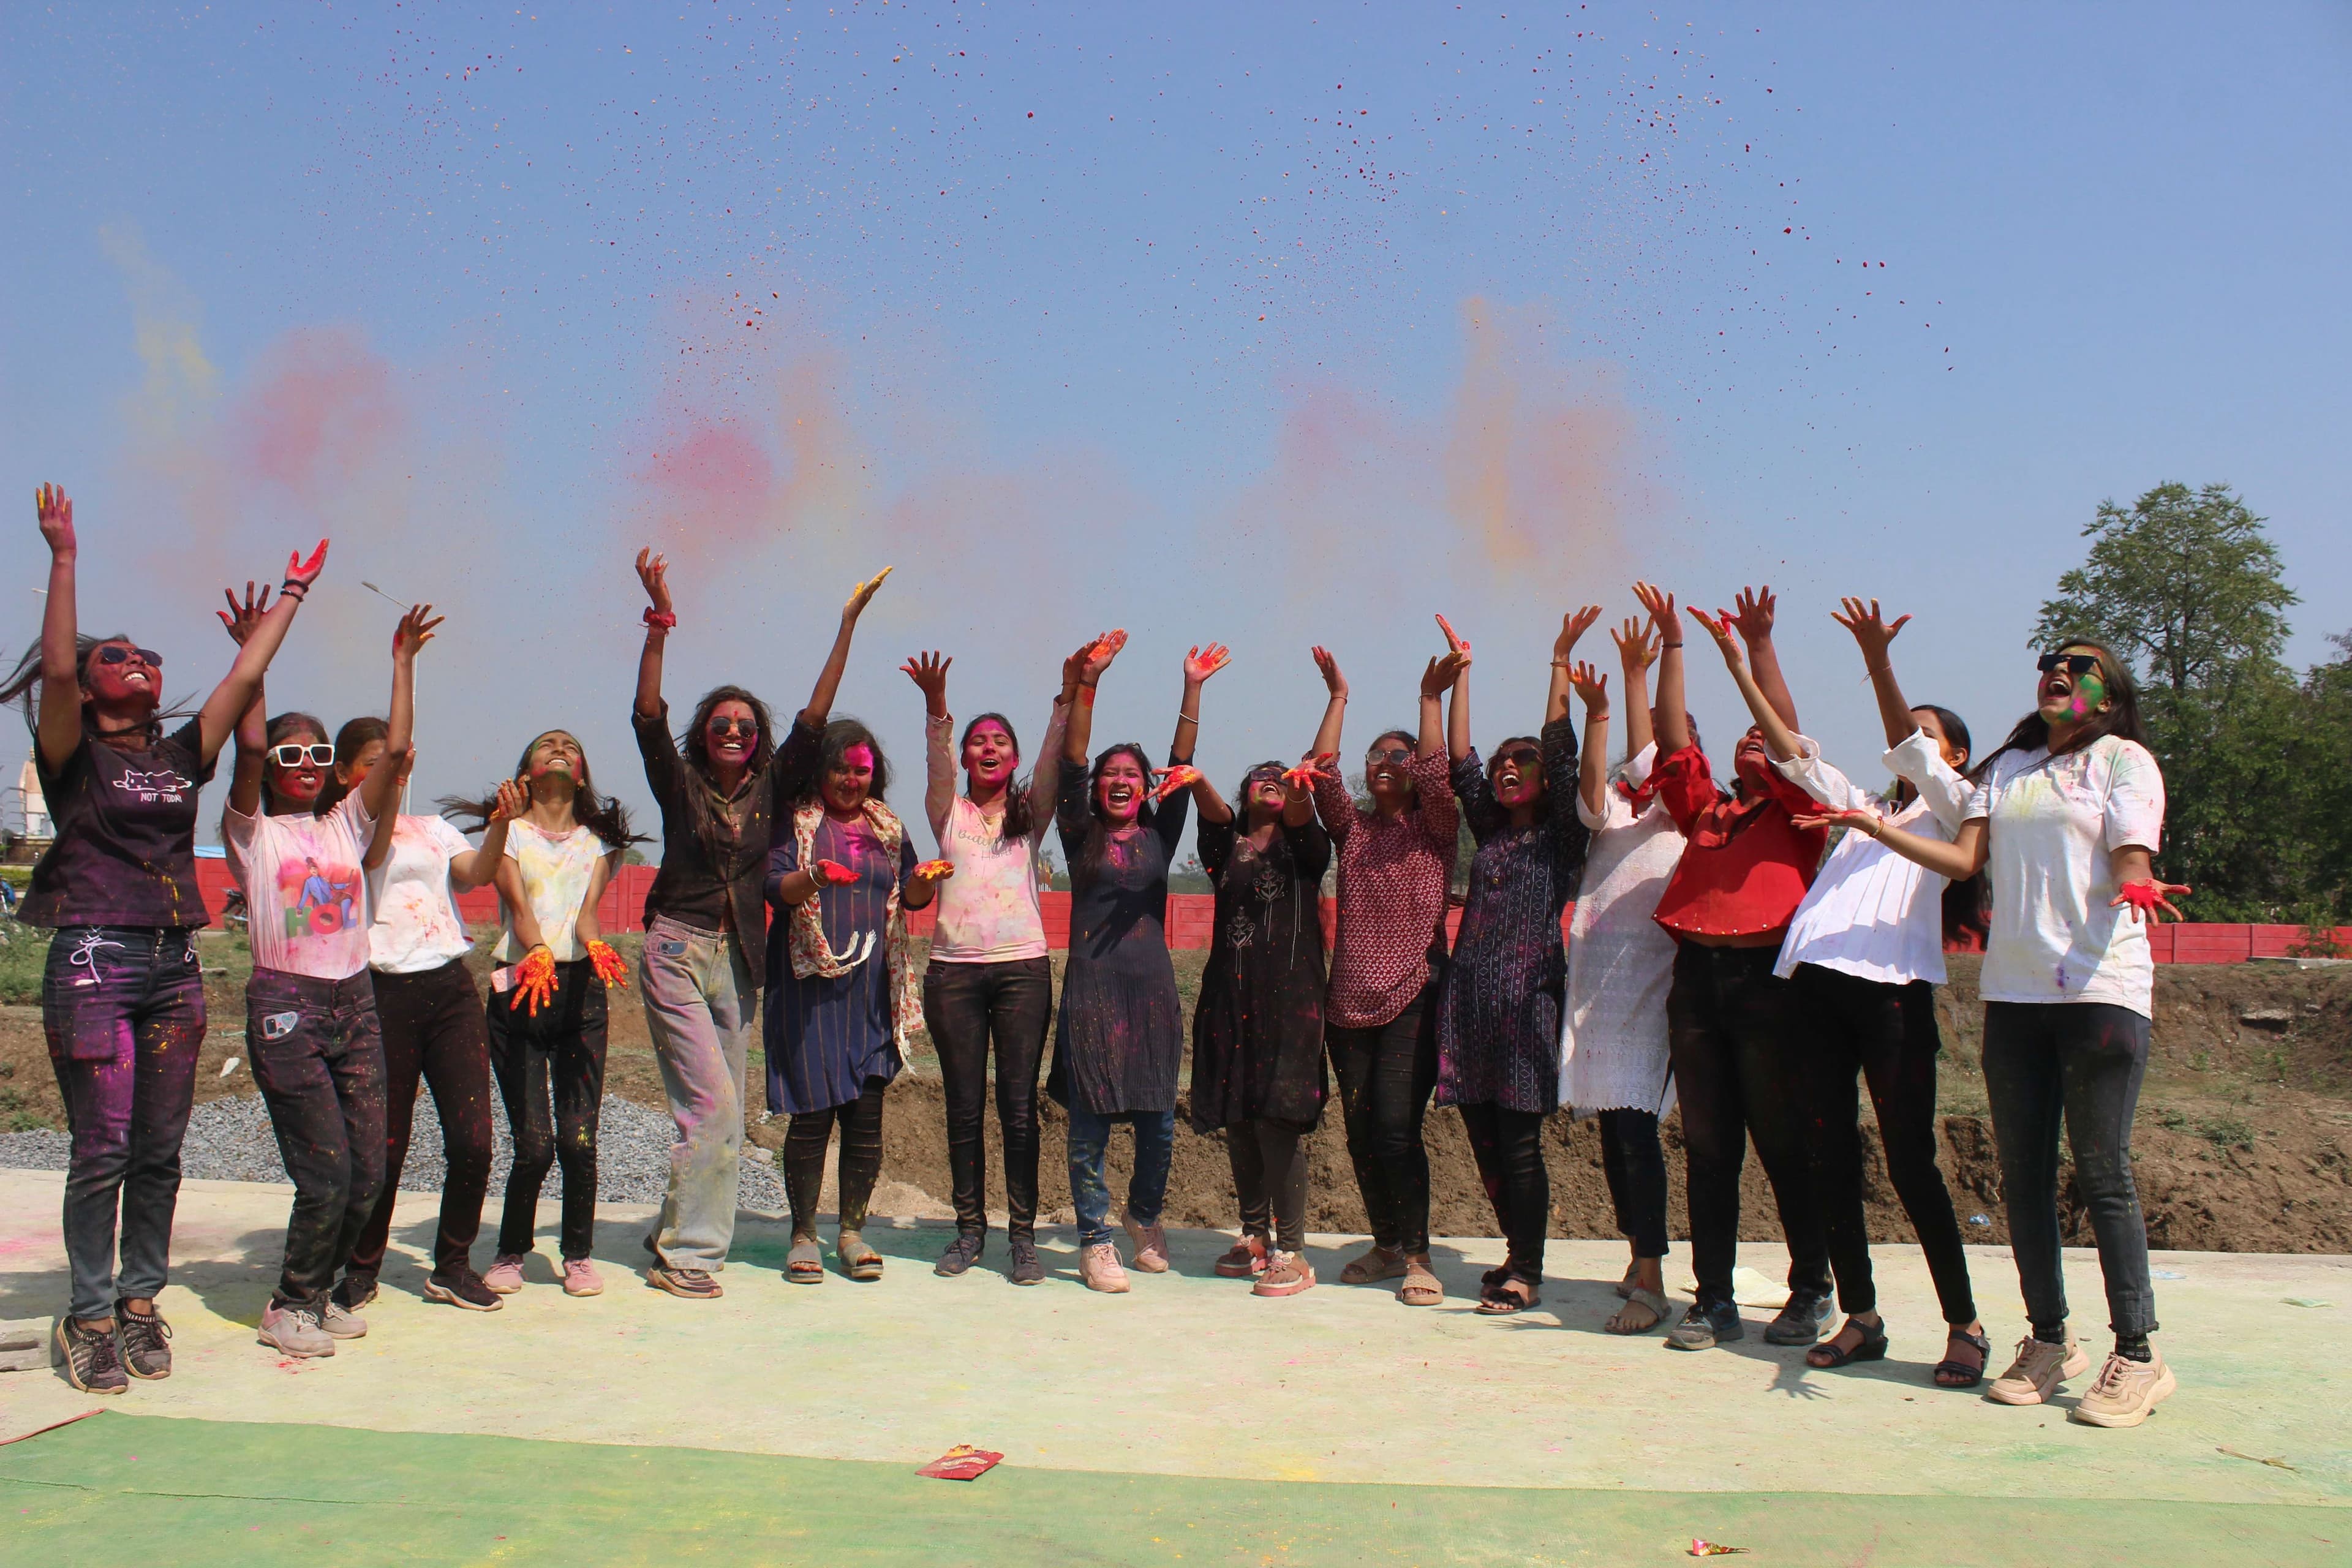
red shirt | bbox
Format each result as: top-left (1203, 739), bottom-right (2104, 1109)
top-left (1649, 745), bottom-right (1826, 941)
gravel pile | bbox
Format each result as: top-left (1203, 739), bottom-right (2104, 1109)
top-left (0, 1092), bottom-right (787, 1212)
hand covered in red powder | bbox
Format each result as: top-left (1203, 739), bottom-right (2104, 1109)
top-left (1149, 765), bottom-right (1202, 804)
top-left (2111, 879), bottom-right (2190, 924)
top-left (285, 540), bottom-right (330, 592)
top-left (510, 946), bottom-right (557, 1017)
top-left (1283, 753), bottom-right (1339, 793)
top-left (36, 483), bottom-right (75, 557)
top-left (586, 938), bottom-right (630, 990)
top-left (913, 858), bottom-right (956, 882)
top-left (809, 859), bottom-right (858, 888)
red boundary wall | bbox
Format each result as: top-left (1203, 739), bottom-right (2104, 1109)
top-left (190, 859), bottom-right (2345, 963)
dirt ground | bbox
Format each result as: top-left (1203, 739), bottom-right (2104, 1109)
top-left (3, 930), bottom-right (2346, 1254)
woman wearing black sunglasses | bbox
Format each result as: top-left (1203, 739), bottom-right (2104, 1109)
top-left (0, 485), bottom-right (325, 1395)
top-left (1795, 639), bottom-right (2185, 1428)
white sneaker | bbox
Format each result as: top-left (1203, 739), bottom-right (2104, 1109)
top-left (1988, 1330), bottom-right (2091, 1406)
top-left (257, 1302), bottom-right (336, 1359)
top-left (320, 1299), bottom-right (368, 1339)
top-left (2070, 1348), bottom-right (2177, 1428)
top-left (1079, 1242), bottom-right (1131, 1294)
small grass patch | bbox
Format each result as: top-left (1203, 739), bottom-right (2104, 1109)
top-left (0, 924), bottom-right (51, 1004)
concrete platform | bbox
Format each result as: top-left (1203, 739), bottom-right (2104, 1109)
top-left (1, 1168), bottom-right (2345, 1564)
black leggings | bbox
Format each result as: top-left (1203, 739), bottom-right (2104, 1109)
top-left (1795, 964), bottom-right (1977, 1324)
top-left (923, 957), bottom-right (1051, 1239)
top-left (1597, 1108), bottom-right (1670, 1259)
top-left (247, 968), bottom-right (386, 1312)
top-left (784, 1075), bottom-right (888, 1238)
top-left (1326, 984), bottom-right (1439, 1255)
top-left (1666, 941), bottom-right (1830, 1309)
top-left (487, 959), bottom-right (608, 1261)
top-left (1458, 1102), bottom-right (1548, 1285)
top-left (351, 957), bottom-right (493, 1278)
top-left (1228, 1118), bottom-right (1310, 1254)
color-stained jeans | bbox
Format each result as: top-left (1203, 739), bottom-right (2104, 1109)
top-left (246, 967), bottom-right (387, 1313)
top-left (1228, 1117), bottom-right (1309, 1254)
top-left (1982, 1000), bottom-right (2157, 1341)
top-left (1666, 941), bottom-right (1831, 1310)
top-left (487, 959), bottom-right (608, 1261)
top-left (924, 956), bottom-right (1052, 1240)
top-left (42, 926), bottom-right (206, 1322)
top-left (349, 957), bottom-right (493, 1280)
top-left (638, 917), bottom-right (757, 1271)
top-left (1066, 1107), bottom-right (1175, 1249)
top-left (1325, 982), bottom-right (1440, 1256)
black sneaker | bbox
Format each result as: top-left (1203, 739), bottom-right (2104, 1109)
top-left (1006, 1235), bottom-right (1044, 1286)
top-left (422, 1264), bottom-right (505, 1313)
top-left (934, 1231), bottom-right (986, 1277)
top-left (56, 1315), bottom-right (128, 1394)
top-left (115, 1303), bottom-right (173, 1380)
top-left (1764, 1289), bottom-right (1836, 1346)
top-left (331, 1272), bottom-right (379, 1313)
top-left (1665, 1298), bottom-right (1744, 1352)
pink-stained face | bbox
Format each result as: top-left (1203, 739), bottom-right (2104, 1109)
top-left (1095, 752), bottom-right (1148, 824)
top-left (1245, 772), bottom-right (1288, 818)
top-left (85, 640), bottom-right (162, 710)
top-left (269, 727), bottom-right (330, 810)
top-left (961, 719), bottom-right (1019, 790)
top-left (2036, 646), bottom-right (2110, 728)
top-left (704, 699), bottom-right (758, 772)
top-left (1490, 743), bottom-right (1545, 811)
top-left (336, 738), bottom-right (388, 791)
top-left (823, 744), bottom-right (875, 815)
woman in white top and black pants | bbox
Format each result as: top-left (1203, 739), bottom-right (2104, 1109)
top-left (1752, 601), bottom-right (1986, 1387)
top-left (1804, 635), bottom-right (2184, 1429)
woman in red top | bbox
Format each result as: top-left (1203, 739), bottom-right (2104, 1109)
top-left (1632, 582), bottom-right (1834, 1354)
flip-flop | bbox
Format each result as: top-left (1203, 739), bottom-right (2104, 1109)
top-left (1397, 1259), bottom-right (1444, 1307)
top-left (1475, 1278), bottom-right (1541, 1316)
top-left (787, 1239), bottom-right (825, 1284)
top-left (1606, 1287), bottom-right (1673, 1335)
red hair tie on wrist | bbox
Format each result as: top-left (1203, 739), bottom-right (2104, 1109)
top-left (643, 608), bottom-right (678, 630)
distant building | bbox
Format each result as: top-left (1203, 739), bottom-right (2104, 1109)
top-left (20, 758), bottom-right (51, 840)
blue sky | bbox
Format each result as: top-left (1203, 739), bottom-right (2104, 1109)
top-left (5, 2), bottom-right (2347, 853)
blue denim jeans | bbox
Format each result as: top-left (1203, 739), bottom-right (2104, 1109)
top-left (1066, 1107), bottom-right (1175, 1248)
top-left (42, 927), bottom-right (206, 1321)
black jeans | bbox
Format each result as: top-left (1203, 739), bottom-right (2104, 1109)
top-left (350, 958), bottom-right (494, 1278)
top-left (923, 956), bottom-right (1051, 1239)
top-left (1793, 964), bottom-right (1977, 1324)
top-left (487, 959), bottom-right (608, 1261)
top-left (1597, 1109), bottom-right (1670, 1260)
top-left (246, 967), bottom-right (387, 1311)
top-left (1982, 1001), bottom-right (2156, 1341)
top-left (42, 927), bottom-right (206, 1321)
top-left (1229, 1118), bottom-right (1310, 1253)
top-left (1458, 1102), bottom-right (1548, 1284)
top-left (784, 1074), bottom-right (888, 1238)
top-left (1326, 984), bottom-right (1439, 1255)
top-left (1665, 941), bottom-right (1830, 1310)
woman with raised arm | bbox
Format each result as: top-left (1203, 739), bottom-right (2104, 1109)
top-left (1189, 750), bottom-right (1333, 1300)
top-left (903, 643), bottom-right (1072, 1284)
top-left (1635, 582), bottom-right (1834, 1355)
top-left (1556, 617), bottom-right (1685, 1336)
top-left (1435, 608), bottom-right (1597, 1317)
top-left (224, 603), bottom-right (429, 1359)
top-left (1049, 635), bottom-right (1220, 1293)
top-left (628, 551), bottom-right (841, 1300)
top-left (1305, 639), bottom-right (1463, 1308)
top-left (1792, 638), bottom-right (2183, 1428)
top-left (4, 486), bottom-right (324, 1393)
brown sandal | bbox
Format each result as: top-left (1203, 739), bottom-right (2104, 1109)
top-left (1397, 1258), bottom-right (1444, 1307)
top-left (1341, 1245), bottom-right (1408, 1286)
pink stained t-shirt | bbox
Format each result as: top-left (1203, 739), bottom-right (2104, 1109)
top-left (222, 793), bottom-right (379, 981)
top-left (929, 793), bottom-right (1050, 963)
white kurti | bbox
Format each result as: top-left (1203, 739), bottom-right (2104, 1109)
top-left (1559, 744), bottom-right (1684, 1117)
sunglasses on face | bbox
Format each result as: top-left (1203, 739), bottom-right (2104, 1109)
top-left (2037, 652), bottom-right (2101, 677)
top-left (1493, 747), bottom-right (1542, 770)
top-left (707, 717), bottom-right (760, 737)
top-left (1365, 747), bottom-right (1412, 766)
top-left (96, 645), bottom-right (164, 668)
top-left (269, 744), bottom-right (336, 768)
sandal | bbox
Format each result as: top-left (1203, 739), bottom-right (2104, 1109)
top-left (1340, 1245), bottom-right (1407, 1286)
top-left (1615, 1259), bottom-right (1641, 1300)
top-left (839, 1230), bottom-right (884, 1282)
top-left (1475, 1276), bottom-right (1541, 1316)
top-left (787, 1238), bottom-right (825, 1284)
top-left (1606, 1287), bottom-right (1673, 1336)
top-left (1933, 1327), bottom-right (1992, 1390)
top-left (1806, 1315), bottom-right (1890, 1369)
top-left (1397, 1257), bottom-right (1444, 1308)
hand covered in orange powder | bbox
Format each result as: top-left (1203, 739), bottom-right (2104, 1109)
top-left (587, 938), bottom-right (630, 990)
top-left (1150, 764), bottom-right (1203, 804)
top-left (913, 858), bottom-right (956, 881)
top-left (510, 946), bottom-right (557, 1016)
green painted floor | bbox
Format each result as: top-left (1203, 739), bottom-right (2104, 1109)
top-left (2, 1412), bottom-right (2339, 1567)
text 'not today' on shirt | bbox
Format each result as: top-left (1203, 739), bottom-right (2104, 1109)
top-left (20, 717), bottom-right (219, 932)
top-left (223, 793), bottom-right (379, 982)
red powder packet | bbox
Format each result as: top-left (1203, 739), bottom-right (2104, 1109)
top-left (1687, 1542), bottom-right (1749, 1558)
top-left (918, 1445), bottom-right (1003, 1482)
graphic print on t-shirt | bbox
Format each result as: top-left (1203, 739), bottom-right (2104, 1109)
top-left (115, 765), bottom-right (195, 803)
top-left (277, 851), bottom-right (364, 941)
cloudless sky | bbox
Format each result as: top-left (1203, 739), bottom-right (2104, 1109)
top-left (4, 2), bottom-right (2346, 856)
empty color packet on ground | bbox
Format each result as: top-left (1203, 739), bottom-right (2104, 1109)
top-left (919, 1445), bottom-right (1004, 1481)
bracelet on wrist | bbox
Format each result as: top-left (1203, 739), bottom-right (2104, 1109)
top-left (643, 608), bottom-right (677, 630)
top-left (277, 580), bottom-right (308, 603)
top-left (1177, 710), bottom-right (1198, 725)
top-left (1659, 640), bottom-right (1682, 649)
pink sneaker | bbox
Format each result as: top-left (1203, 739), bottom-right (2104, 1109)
top-left (483, 1254), bottom-right (527, 1294)
top-left (562, 1258), bottom-right (605, 1297)
top-left (1079, 1242), bottom-right (1131, 1294)
top-left (1253, 1251), bottom-right (1317, 1298)
top-left (1123, 1215), bottom-right (1170, 1273)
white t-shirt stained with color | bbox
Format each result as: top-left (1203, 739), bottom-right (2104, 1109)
top-left (223, 794), bottom-right (378, 981)
top-left (1966, 736), bottom-right (2166, 1017)
top-left (367, 814), bottom-right (478, 974)
top-left (494, 819), bottom-right (609, 962)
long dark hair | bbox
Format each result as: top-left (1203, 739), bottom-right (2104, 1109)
top-left (680, 684), bottom-right (775, 786)
top-left (260, 712), bottom-right (330, 817)
top-left (1484, 733), bottom-right (1549, 807)
top-left (441, 729), bottom-right (643, 851)
top-left (1981, 639), bottom-right (2152, 774)
top-left (787, 718), bottom-right (892, 809)
top-left (961, 711), bottom-right (1034, 841)
top-left (313, 715), bottom-right (389, 816)
top-left (0, 632), bottom-right (191, 745)
top-left (1235, 759), bottom-right (1290, 829)
top-left (1085, 742), bottom-right (1159, 831)
top-left (1901, 704), bottom-right (1989, 949)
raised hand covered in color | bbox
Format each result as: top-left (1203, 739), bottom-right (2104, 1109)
top-left (636, 548), bottom-right (676, 628)
top-left (1183, 643), bottom-right (1232, 683)
top-left (1150, 764), bottom-right (1203, 804)
top-left (843, 565), bottom-right (893, 620)
top-left (1686, 605), bottom-right (1744, 666)
top-left (1567, 662), bottom-right (1610, 710)
top-left (393, 603), bottom-right (443, 661)
top-left (1283, 753), bottom-right (1340, 792)
top-left (2111, 879), bottom-right (2191, 924)
top-left (489, 777), bottom-right (529, 824)
top-left (36, 483), bottom-right (74, 556)
top-left (810, 859), bottom-right (858, 888)
top-left (587, 938), bottom-right (630, 990)
top-left (1311, 645), bottom-right (1347, 699)
top-left (1435, 612), bottom-right (1472, 664)
top-left (285, 540), bottom-right (330, 592)
top-left (1630, 581), bottom-right (1677, 636)
top-left (510, 946), bottom-right (558, 1016)
top-left (1610, 616), bottom-right (1660, 672)
top-left (913, 858), bottom-right (956, 881)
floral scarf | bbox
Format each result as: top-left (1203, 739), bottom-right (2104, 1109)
top-left (787, 799), bottom-right (922, 1061)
